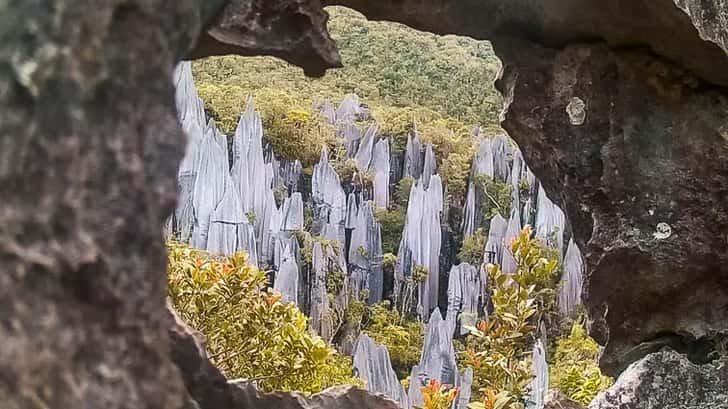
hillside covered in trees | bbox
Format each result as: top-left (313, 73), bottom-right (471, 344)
top-left (193, 6), bottom-right (503, 135)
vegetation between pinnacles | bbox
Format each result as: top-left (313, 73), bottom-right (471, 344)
top-left (167, 242), bottom-right (361, 394)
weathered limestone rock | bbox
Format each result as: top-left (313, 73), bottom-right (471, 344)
top-left (408, 310), bottom-right (472, 409)
top-left (496, 39), bottom-right (728, 375)
top-left (534, 185), bottom-right (565, 260)
top-left (312, 149), bottom-right (347, 244)
top-left (588, 349), bottom-right (728, 409)
top-left (353, 334), bottom-right (410, 408)
top-left (190, 0), bottom-right (341, 77)
top-left (484, 214), bottom-right (508, 265)
top-left (403, 133), bottom-right (424, 180)
top-left (355, 125), bottom-right (377, 172)
top-left (281, 192), bottom-right (305, 232)
top-left (206, 178), bottom-right (258, 262)
top-left (528, 340), bottom-right (549, 409)
top-left (274, 242), bottom-right (300, 306)
top-left (502, 208), bottom-right (523, 275)
top-left (396, 175), bottom-right (443, 317)
top-left (310, 242), bottom-right (335, 341)
top-left (544, 390), bottom-right (585, 409)
top-left (371, 138), bottom-right (391, 209)
top-left (446, 263), bottom-right (486, 335)
top-left (559, 239), bottom-right (584, 318)
top-left (348, 200), bottom-right (384, 304)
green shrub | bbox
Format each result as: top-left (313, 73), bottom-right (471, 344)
top-left (394, 176), bottom-right (415, 207)
top-left (464, 226), bottom-right (561, 408)
top-left (375, 208), bottom-right (406, 255)
top-left (363, 302), bottom-right (424, 379)
top-left (475, 174), bottom-right (513, 220)
top-left (549, 322), bottom-right (613, 405)
top-left (167, 242), bottom-right (361, 394)
top-left (457, 228), bottom-right (487, 265)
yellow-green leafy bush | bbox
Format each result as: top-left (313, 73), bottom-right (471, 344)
top-left (375, 208), bottom-right (406, 255)
top-left (474, 174), bottom-right (513, 220)
top-left (549, 322), bottom-right (613, 405)
top-left (421, 379), bottom-right (460, 409)
top-left (464, 226), bottom-right (560, 409)
top-left (167, 242), bottom-right (360, 394)
top-left (363, 302), bottom-right (424, 379)
top-left (457, 228), bottom-right (487, 265)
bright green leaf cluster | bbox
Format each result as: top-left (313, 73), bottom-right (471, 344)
top-left (167, 242), bottom-right (361, 394)
top-left (458, 228), bottom-right (487, 265)
top-left (549, 322), bottom-right (613, 405)
top-left (463, 226), bottom-right (561, 409)
top-left (363, 302), bottom-right (424, 379)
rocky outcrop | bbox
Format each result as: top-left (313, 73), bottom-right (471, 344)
top-left (544, 390), bottom-right (585, 409)
top-left (496, 39), bottom-right (728, 375)
top-left (353, 334), bottom-right (410, 408)
top-left (190, 0), bottom-right (341, 77)
top-left (323, 0), bottom-right (728, 86)
top-left (0, 0), bottom-right (214, 406)
top-left (588, 349), bottom-right (728, 409)
top-left (325, 0), bottom-right (728, 376)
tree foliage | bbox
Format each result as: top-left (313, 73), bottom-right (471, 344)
top-left (549, 322), bottom-right (613, 405)
top-left (363, 302), bottom-right (424, 379)
top-left (464, 226), bottom-right (560, 409)
top-left (167, 242), bottom-right (360, 394)
top-left (457, 228), bottom-right (487, 265)
top-left (193, 7), bottom-right (501, 134)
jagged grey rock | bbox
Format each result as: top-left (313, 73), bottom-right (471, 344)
top-left (589, 350), bottom-right (728, 409)
top-left (491, 135), bottom-right (511, 182)
top-left (206, 178), bottom-right (258, 262)
top-left (528, 340), bottom-right (549, 409)
top-left (355, 125), bottom-right (378, 172)
top-left (421, 144), bottom-right (437, 189)
top-left (534, 185), bottom-right (565, 259)
top-left (309, 242), bottom-right (334, 341)
top-left (396, 175), bottom-right (443, 317)
top-left (559, 239), bottom-right (584, 318)
top-left (341, 122), bottom-right (362, 157)
top-left (371, 138), bottom-right (391, 209)
top-left (473, 138), bottom-right (495, 178)
top-left (484, 214), bottom-right (508, 265)
top-left (271, 157), bottom-right (302, 196)
top-left (403, 133), bottom-right (424, 179)
top-left (501, 208), bottom-right (522, 275)
top-left (409, 309), bottom-right (471, 409)
top-left (281, 192), bottom-right (304, 231)
top-left (312, 149), bottom-right (347, 244)
top-left (317, 99), bottom-right (337, 125)
top-left (191, 125), bottom-right (229, 249)
top-left (274, 241), bottom-right (300, 307)
top-left (348, 200), bottom-right (384, 304)
top-left (446, 263), bottom-right (485, 335)
top-left (337, 94), bottom-right (365, 123)
top-left (353, 334), bottom-right (410, 408)
top-left (461, 181), bottom-right (477, 237)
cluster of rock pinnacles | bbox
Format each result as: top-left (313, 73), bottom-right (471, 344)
top-left (168, 62), bottom-right (584, 409)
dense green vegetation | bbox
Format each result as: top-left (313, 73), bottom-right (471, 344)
top-left (167, 243), bottom-right (360, 394)
top-left (193, 6), bottom-right (501, 195)
top-left (550, 322), bottom-right (613, 404)
top-left (193, 6), bottom-right (501, 134)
